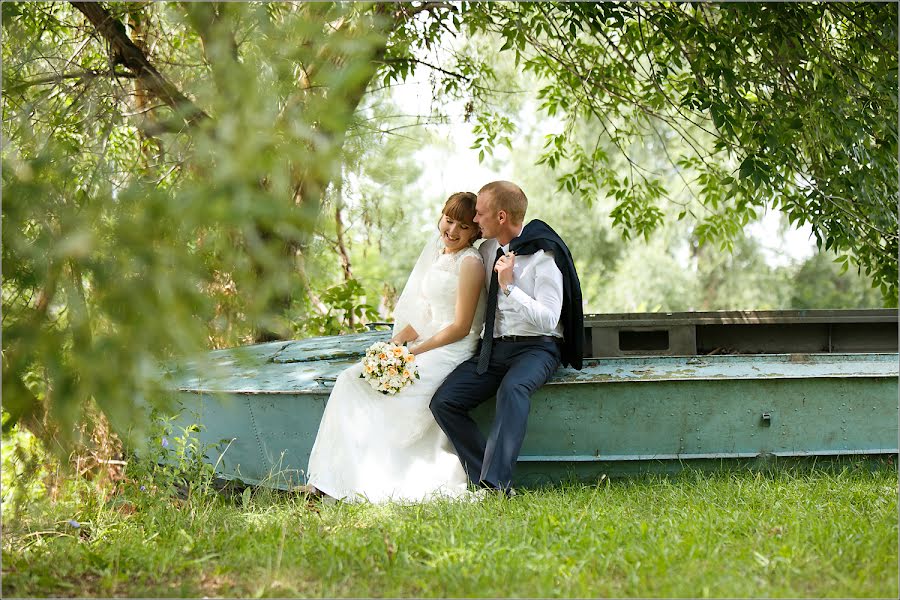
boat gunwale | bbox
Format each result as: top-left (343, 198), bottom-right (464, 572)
top-left (583, 308), bottom-right (898, 327)
top-left (173, 352), bottom-right (900, 395)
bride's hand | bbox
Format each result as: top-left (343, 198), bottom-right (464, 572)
top-left (390, 324), bottom-right (419, 346)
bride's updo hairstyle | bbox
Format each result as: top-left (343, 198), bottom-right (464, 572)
top-left (441, 191), bottom-right (481, 242)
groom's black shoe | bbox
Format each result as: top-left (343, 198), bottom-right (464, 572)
top-left (477, 481), bottom-right (517, 499)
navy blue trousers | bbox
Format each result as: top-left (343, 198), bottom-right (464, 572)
top-left (430, 338), bottom-right (561, 490)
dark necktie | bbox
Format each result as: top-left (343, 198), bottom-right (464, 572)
top-left (476, 247), bottom-right (506, 374)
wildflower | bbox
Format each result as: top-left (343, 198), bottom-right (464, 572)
top-left (67, 519), bottom-right (80, 528)
top-left (161, 437), bottom-right (169, 448)
top-left (140, 485), bottom-right (147, 492)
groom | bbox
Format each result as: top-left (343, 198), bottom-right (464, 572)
top-left (430, 180), bottom-right (583, 494)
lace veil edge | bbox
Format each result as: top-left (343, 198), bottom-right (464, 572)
top-left (391, 233), bottom-right (443, 337)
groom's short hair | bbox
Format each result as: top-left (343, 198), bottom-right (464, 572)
top-left (479, 181), bottom-right (528, 225)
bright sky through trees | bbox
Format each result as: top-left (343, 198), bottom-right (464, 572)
top-left (389, 66), bottom-right (817, 267)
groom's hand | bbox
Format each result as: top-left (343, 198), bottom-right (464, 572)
top-left (495, 251), bottom-right (515, 288)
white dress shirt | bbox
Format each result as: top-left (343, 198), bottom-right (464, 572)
top-left (478, 227), bottom-right (564, 339)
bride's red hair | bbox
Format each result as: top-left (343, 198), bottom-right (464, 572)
top-left (441, 192), bottom-right (481, 241)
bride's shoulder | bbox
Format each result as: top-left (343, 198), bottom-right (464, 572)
top-left (459, 246), bottom-right (484, 264)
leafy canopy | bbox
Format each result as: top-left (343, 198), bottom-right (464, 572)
top-left (462, 2), bottom-right (897, 301)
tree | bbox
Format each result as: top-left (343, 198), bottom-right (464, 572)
top-left (463, 2), bottom-right (897, 302)
top-left (2, 1), bottom-right (458, 447)
top-left (790, 250), bottom-right (884, 309)
top-left (3, 1), bottom-right (895, 450)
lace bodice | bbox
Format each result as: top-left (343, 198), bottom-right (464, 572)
top-left (418, 246), bottom-right (484, 341)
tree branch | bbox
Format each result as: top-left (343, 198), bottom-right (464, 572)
top-left (71, 1), bottom-right (210, 127)
top-left (382, 57), bottom-right (472, 83)
top-left (285, 3), bottom-right (408, 206)
top-left (5, 69), bottom-right (135, 94)
top-left (403, 2), bottom-right (456, 17)
top-left (181, 1), bottom-right (239, 94)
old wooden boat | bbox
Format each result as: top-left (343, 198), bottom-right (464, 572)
top-left (161, 309), bottom-right (898, 489)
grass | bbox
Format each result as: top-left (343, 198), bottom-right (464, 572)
top-left (2, 464), bottom-right (897, 598)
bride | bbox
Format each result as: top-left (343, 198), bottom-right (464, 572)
top-left (304, 192), bottom-right (486, 502)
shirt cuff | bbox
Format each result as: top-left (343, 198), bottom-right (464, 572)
top-left (505, 285), bottom-right (531, 308)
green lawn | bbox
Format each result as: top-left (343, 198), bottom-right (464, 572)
top-left (2, 465), bottom-right (897, 598)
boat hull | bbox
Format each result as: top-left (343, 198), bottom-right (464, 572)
top-left (167, 351), bottom-right (899, 489)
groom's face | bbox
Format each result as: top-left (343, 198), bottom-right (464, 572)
top-left (474, 193), bottom-right (501, 239)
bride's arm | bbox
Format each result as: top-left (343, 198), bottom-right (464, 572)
top-left (408, 256), bottom-right (484, 356)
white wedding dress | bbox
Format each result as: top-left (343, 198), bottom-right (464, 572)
top-left (306, 236), bottom-right (485, 503)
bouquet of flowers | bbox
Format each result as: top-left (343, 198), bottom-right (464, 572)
top-left (360, 341), bottom-right (419, 395)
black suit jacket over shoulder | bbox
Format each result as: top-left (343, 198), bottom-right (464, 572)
top-left (509, 219), bottom-right (584, 370)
